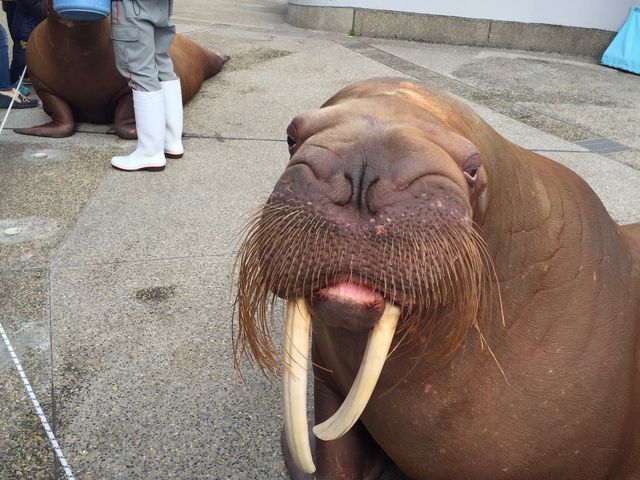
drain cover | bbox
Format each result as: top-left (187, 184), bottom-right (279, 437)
top-left (574, 137), bottom-right (632, 155)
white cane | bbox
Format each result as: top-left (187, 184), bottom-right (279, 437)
top-left (0, 65), bottom-right (28, 135)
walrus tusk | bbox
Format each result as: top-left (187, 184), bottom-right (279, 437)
top-left (313, 303), bottom-right (400, 441)
top-left (283, 298), bottom-right (316, 473)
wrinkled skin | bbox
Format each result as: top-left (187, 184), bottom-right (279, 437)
top-left (14, 1), bottom-right (228, 139)
top-left (236, 78), bottom-right (640, 480)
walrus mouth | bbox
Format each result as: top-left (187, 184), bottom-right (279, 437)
top-left (311, 280), bottom-right (386, 331)
top-left (283, 298), bottom-right (400, 473)
top-left (233, 202), bottom-right (495, 473)
top-left (316, 281), bottom-right (385, 306)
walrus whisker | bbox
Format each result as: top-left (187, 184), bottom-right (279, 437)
top-left (272, 214), bottom-right (312, 295)
top-left (378, 221), bottom-right (482, 368)
top-left (469, 224), bottom-right (505, 328)
top-left (321, 225), bottom-right (332, 292)
top-left (246, 215), bottom-right (298, 281)
top-left (385, 317), bottom-right (414, 359)
top-left (234, 206), bottom-right (500, 451)
top-left (234, 201), bottom-right (498, 379)
top-left (456, 226), bottom-right (507, 380)
top-left (302, 218), bottom-right (325, 290)
top-left (474, 324), bottom-right (509, 385)
top-left (234, 209), bottom-right (296, 374)
top-left (312, 361), bottom-right (333, 374)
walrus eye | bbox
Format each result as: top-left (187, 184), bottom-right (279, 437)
top-left (462, 152), bottom-right (481, 187)
top-left (464, 167), bottom-right (479, 186)
top-left (286, 122), bottom-right (298, 155)
top-left (287, 135), bottom-right (297, 154)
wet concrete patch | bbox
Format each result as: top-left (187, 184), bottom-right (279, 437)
top-left (0, 142), bottom-right (109, 270)
top-left (338, 39), bottom-right (593, 142)
top-left (452, 56), bottom-right (635, 108)
top-left (21, 148), bottom-right (66, 163)
top-left (449, 54), bottom-right (640, 157)
top-left (0, 217), bottom-right (60, 247)
top-left (381, 466), bottom-right (409, 479)
top-left (224, 47), bottom-right (293, 72)
top-left (184, 31), bottom-right (293, 72)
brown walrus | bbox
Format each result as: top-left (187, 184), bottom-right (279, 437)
top-left (233, 78), bottom-right (640, 479)
top-left (14, 1), bottom-right (228, 139)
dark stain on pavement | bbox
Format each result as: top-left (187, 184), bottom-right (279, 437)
top-left (134, 286), bottom-right (177, 302)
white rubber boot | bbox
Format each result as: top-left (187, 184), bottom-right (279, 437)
top-left (161, 78), bottom-right (184, 159)
top-left (111, 89), bottom-right (167, 171)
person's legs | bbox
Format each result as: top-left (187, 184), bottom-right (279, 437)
top-left (2, 1), bottom-right (24, 85)
top-left (10, 41), bottom-right (26, 85)
top-left (111, 0), bottom-right (160, 93)
top-left (0, 24), bottom-right (36, 108)
top-left (159, 76), bottom-right (183, 158)
top-left (111, 88), bottom-right (166, 171)
top-left (152, 0), bottom-right (176, 83)
top-left (153, 0), bottom-right (183, 158)
top-left (110, 0), bottom-right (166, 171)
top-left (0, 25), bottom-right (12, 90)
top-left (2, 0), bottom-right (16, 29)
top-left (3, 3), bottom-right (29, 93)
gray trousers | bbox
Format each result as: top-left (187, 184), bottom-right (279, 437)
top-left (110, 0), bottom-right (177, 92)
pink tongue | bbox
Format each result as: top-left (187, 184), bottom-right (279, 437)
top-left (320, 282), bottom-right (384, 305)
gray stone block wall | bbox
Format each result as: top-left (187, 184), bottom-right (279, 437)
top-left (353, 9), bottom-right (491, 46)
top-left (486, 21), bottom-right (616, 57)
top-left (287, 4), bottom-right (617, 57)
top-left (287, 4), bottom-right (354, 33)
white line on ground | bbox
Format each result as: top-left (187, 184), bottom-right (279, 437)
top-left (0, 321), bottom-right (75, 480)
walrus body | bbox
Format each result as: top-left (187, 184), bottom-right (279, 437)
top-left (235, 78), bottom-right (640, 479)
top-left (15, 7), bottom-right (227, 139)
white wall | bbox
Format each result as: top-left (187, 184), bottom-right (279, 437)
top-left (289, 0), bottom-right (636, 31)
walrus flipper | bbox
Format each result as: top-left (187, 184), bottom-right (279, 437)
top-left (113, 92), bottom-right (137, 140)
top-left (204, 50), bottom-right (230, 79)
top-left (14, 91), bottom-right (75, 138)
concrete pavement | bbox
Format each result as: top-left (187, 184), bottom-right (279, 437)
top-left (1, 1), bottom-right (639, 478)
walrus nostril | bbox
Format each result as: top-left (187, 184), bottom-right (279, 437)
top-left (343, 168), bottom-right (381, 213)
top-left (342, 172), bottom-right (354, 207)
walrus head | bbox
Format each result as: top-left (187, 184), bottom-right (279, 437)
top-left (234, 78), bottom-right (498, 472)
top-left (44, 0), bottom-right (107, 27)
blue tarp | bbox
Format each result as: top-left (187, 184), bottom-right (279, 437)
top-left (601, 6), bottom-right (640, 74)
